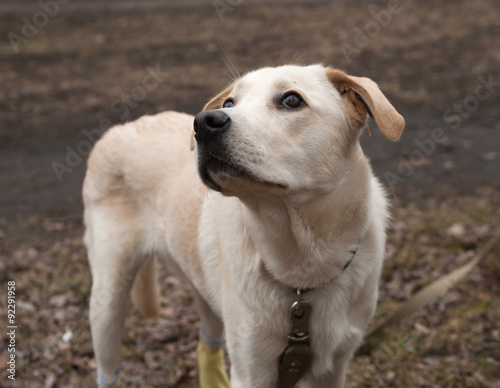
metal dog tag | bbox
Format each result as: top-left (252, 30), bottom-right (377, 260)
top-left (276, 299), bottom-right (313, 388)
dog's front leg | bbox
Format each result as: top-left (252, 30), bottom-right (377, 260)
top-left (228, 364), bottom-right (279, 388)
top-left (300, 332), bottom-right (362, 388)
top-left (194, 294), bottom-right (230, 388)
top-left (224, 316), bottom-right (286, 388)
top-left (299, 355), bottom-right (350, 388)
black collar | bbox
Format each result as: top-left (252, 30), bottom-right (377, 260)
top-left (290, 243), bottom-right (359, 294)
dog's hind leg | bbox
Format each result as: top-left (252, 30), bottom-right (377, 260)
top-left (194, 294), bottom-right (230, 388)
top-left (130, 255), bottom-right (160, 320)
top-left (85, 205), bottom-right (148, 387)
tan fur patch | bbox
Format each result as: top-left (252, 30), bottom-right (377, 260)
top-left (203, 84), bottom-right (235, 111)
top-left (190, 130), bottom-right (196, 151)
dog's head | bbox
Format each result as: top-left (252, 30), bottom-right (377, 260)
top-left (192, 65), bottom-right (404, 195)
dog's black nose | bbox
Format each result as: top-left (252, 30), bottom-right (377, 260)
top-left (193, 110), bottom-right (231, 145)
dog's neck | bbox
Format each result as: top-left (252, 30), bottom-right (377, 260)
top-left (239, 150), bottom-right (371, 290)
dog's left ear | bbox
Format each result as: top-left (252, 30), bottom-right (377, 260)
top-left (190, 84), bottom-right (235, 151)
top-left (203, 84), bottom-right (234, 111)
top-left (326, 68), bottom-right (404, 141)
top-left (190, 131), bottom-right (196, 151)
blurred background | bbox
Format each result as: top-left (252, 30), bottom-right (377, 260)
top-left (1, 0), bottom-right (499, 386)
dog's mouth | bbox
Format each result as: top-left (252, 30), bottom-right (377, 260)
top-left (198, 152), bottom-right (287, 192)
top-left (198, 155), bottom-right (239, 192)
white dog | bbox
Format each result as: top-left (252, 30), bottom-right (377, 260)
top-left (83, 64), bottom-right (404, 388)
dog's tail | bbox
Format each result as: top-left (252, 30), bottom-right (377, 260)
top-left (131, 256), bottom-right (160, 320)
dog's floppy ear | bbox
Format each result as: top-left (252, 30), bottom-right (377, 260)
top-left (326, 68), bottom-right (404, 141)
top-left (203, 84), bottom-right (235, 111)
top-left (190, 84), bottom-right (235, 151)
top-left (190, 131), bottom-right (196, 151)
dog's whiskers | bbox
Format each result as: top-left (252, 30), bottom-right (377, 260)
top-left (218, 39), bottom-right (240, 80)
top-left (218, 64), bottom-right (236, 82)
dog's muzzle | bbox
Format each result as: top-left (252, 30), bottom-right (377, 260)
top-left (193, 110), bottom-right (287, 192)
top-left (193, 110), bottom-right (235, 191)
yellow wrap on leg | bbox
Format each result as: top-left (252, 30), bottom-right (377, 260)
top-left (196, 340), bottom-right (230, 388)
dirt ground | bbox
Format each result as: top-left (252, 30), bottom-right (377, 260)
top-left (0, 0), bottom-right (499, 387)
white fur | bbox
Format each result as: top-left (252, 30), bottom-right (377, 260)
top-left (83, 65), bottom-right (403, 387)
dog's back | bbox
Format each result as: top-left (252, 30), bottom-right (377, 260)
top-left (83, 111), bottom-right (194, 207)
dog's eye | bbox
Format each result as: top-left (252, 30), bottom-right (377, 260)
top-left (281, 93), bottom-right (304, 109)
top-left (222, 99), bottom-right (234, 108)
